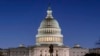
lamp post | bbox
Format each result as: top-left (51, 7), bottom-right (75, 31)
top-left (49, 44), bottom-right (54, 56)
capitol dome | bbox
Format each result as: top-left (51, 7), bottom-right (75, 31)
top-left (36, 7), bottom-right (63, 46)
top-left (39, 18), bottom-right (60, 29)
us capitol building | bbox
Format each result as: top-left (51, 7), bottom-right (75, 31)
top-left (0, 6), bottom-right (96, 56)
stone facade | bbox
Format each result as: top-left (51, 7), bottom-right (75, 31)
top-left (89, 48), bottom-right (100, 54)
top-left (69, 44), bottom-right (89, 56)
top-left (69, 48), bottom-right (89, 56)
top-left (29, 45), bottom-right (69, 56)
top-left (1, 45), bottom-right (90, 56)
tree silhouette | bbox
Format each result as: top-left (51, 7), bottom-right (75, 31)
top-left (84, 53), bottom-right (100, 56)
top-left (49, 44), bottom-right (54, 53)
top-left (49, 44), bottom-right (54, 56)
top-left (0, 51), bottom-right (3, 56)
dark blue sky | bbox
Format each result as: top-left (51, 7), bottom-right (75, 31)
top-left (0, 0), bottom-right (100, 48)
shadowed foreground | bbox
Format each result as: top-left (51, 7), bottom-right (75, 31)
top-left (84, 53), bottom-right (100, 56)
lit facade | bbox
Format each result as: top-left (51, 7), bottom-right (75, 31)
top-left (29, 45), bottom-right (69, 56)
top-left (89, 48), bottom-right (100, 54)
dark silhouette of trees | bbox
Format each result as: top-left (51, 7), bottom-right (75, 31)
top-left (49, 44), bottom-right (54, 56)
top-left (0, 51), bottom-right (3, 56)
top-left (49, 44), bottom-right (54, 53)
top-left (84, 53), bottom-right (100, 56)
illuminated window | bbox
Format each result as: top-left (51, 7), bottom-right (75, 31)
top-left (52, 37), bottom-right (54, 41)
top-left (50, 37), bottom-right (51, 41)
top-left (44, 37), bottom-right (46, 41)
top-left (58, 38), bottom-right (60, 42)
top-left (48, 37), bottom-right (50, 41)
top-left (50, 37), bottom-right (52, 41)
top-left (39, 38), bottom-right (41, 42)
top-left (41, 37), bottom-right (43, 42)
top-left (57, 38), bottom-right (59, 42)
top-left (46, 37), bottom-right (49, 41)
top-left (56, 37), bottom-right (57, 41)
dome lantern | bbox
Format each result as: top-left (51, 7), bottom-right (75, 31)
top-left (46, 6), bottom-right (53, 18)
